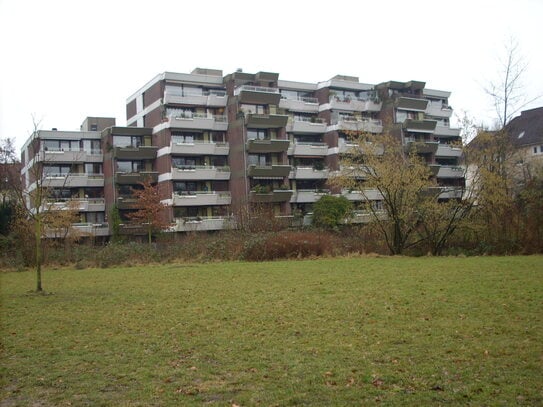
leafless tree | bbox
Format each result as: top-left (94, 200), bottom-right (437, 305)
top-left (484, 37), bottom-right (540, 129)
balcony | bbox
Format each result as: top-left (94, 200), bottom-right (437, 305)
top-left (245, 113), bottom-right (288, 128)
top-left (247, 164), bottom-right (291, 178)
top-left (434, 125), bottom-right (461, 138)
top-left (331, 118), bottom-right (383, 133)
top-left (71, 222), bottom-right (110, 237)
top-left (246, 138), bottom-right (290, 153)
top-left (436, 186), bottom-right (464, 200)
top-left (436, 144), bottom-right (462, 158)
top-left (328, 98), bottom-right (382, 112)
top-left (279, 97), bottom-right (319, 113)
top-left (171, 165), bottom-right (231, 181)
top-left (350, 210), bottom-right (387, 224)
top-left (338, 139), bottom-right (384, 155)
top-left (403, 119), bottom-right (437, 133)
top-left (396, 97), bottom-right (428, 112)
top-left (113, 146), bottom-right (158, 160)
top-left (234, 85), bottom-right (281, 105)
top-left (45, 198), bottom-right (105, 212)
top-left (170, 141), bottom-right (229, 156)
top-left (342, 189), bottom-right (382, 201)
top-left (172, 216), bottom-right (232, 232)
top-left (288, 142), bottom-right (328, 156)
top-left (163, 90), bottom-right (227, 107)
top-left (40, 149), bottom-right (103, 163)
top-left (118, 224), bottom-right (148, 235)
top-left (167, 113), bottom-right (228, 131)
top-left (426, 102), bottom-right (453, 118)
top-left (404, 138), bottom-right (439, 154)
top-left (437, 165), bottom-right (465, 179)
top-left (172, 191), bottom-right (231, 206)
top-left (290, 167), bottom-right (329, 179)
top-left (286, 117), bottom-right (327, 134)
top-left (44, 173), bottom-right (104, 188)
top-left (290, 189), bottom-right (330, 203)
top-left (116, 196), bottom-right (139, 210)
top-left (249, 189), bottom-right (293, 203)
top-left (115, 171), bottom-right (159, 185)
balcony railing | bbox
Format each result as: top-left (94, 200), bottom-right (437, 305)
top-left (247, 138), bottom-right (290, 153)
top-left (247, 164), bottom-right (291, 178)
top-left (164, 90), bottom-right (227, 107)
top-left (279, 96), bottom-right (319, 113)
top-left (234, 85), bottom-right (281, 105)
top-left (115, 171), bottom-right (159, 184)
top-left (333, 118), bottom-right (383, 133)
top-left (290, 167), bottom-right (329, 179)
top-left (436, 144), bottom-right (462, 158)
top-left (45, 197), bottom-right (105, 212)
top-left (172, 216), bottom-right (232, 232)
top-left (288, 142), bottom-right (328, 156)
top-left (342, 189), bottom-right (382, 201)
top-left (43, 173), bottom-right (104, 187)
top-left (249, 189), bottom-right (293, 203)
top-left (171, 165), bottom-right (230, 180)
top-left (290, 189), bottom-right (330, 203)
top-left (437, 165), bottom-right (465, 179)
top-left (286, 117), bottom-right (327, 133)
top-left (170, 141), bottom-right (229, 156)
top-left (40, 148), bottom-right (103, 163)
top-left (167, 113), bottom-right (228, 131)
top-left (172, 191), bottom-right (231, 206)
top-left (234, 85), bottom-right (280, 95)
top-left (113, 145), bottom-right (158, 160)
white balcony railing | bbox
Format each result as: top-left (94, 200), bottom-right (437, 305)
top-left (234, 85), bottom-right (280, 95)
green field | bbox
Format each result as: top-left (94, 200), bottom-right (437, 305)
top-left (1, 256), bottom-right (542, 406)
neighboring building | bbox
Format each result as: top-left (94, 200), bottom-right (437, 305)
top-left (506, 107), bottom-right (543, 178)
top-left (20, 117), bottom-right (115, 238)
top-left (20, 68), bottom-right (464, 237)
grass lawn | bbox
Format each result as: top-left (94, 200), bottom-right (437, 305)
top-left (1, 256), bottom-right (542, 406)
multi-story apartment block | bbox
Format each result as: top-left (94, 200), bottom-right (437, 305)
top-left (21, 68), bottom-right (465, 237)
top-left (21, 117), bottom-right (115, 237)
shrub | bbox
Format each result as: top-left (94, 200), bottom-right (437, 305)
top-left (242, 231), bottom-right (335, 261)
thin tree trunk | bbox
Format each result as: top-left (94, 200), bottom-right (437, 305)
top-left (35, 217), bottom-right (42, 292)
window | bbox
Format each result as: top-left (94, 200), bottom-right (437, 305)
top-left (172, 132), bottom-right (201, 144)
top-left (113, 135), bottom-right (142, 148)
top-left (85, 163), bottom-right (103, 175)
top-left (43, 165), bottom-right (72, 176)
top-left (248, 154), bottom-right (269, 166)
top-left (247, 129), bottom-right (268, 140)
top-left (90, 124), bottom-right (98, 131)
top-left (240, 104), bottom-right (266, 114)
top-left (42, 139), bottom-right (79, 151)
top-left (82, 139), bottom-right (101, 153)
top-left (116, 161), bottom-right (143, 173)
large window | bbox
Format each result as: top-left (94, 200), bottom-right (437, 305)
top-left (113, 135), bottom-right (143, 148)
top-left (116, 160), bottom-right (143, 173)
top-left (240, 104), bottom-right (266, 114)
top-left (42, 139), bottom-right (80, 151)
top-left (85, 163), bottom-right (103, 175)
top-left (247, 129), bottom-right (268, 140)
top-left (43, 164), bottom-right (73, 176)
top-left (82, 139), bottom-right (101, 153)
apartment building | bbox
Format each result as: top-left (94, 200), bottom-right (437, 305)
top-left (126, 68), bottom-right (464, 230)
top-left (21, 68), bottom-right (464, 237)
top-left (20, 117), bottom-right (115, 237)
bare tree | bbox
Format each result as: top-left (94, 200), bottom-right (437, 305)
top-left (13, 118), bottom-right (82, 291)
top-left (484, 37), bottom-right (540, 129)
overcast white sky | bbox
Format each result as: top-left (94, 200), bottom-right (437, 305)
top-left (1, 0), bottom-right (542, 151)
